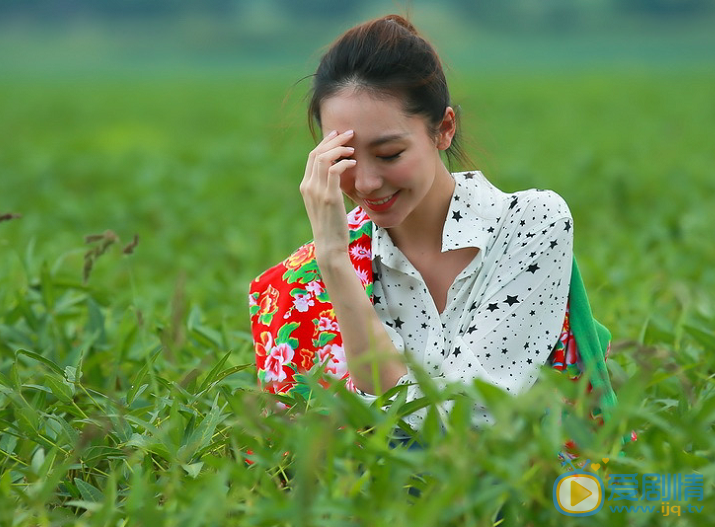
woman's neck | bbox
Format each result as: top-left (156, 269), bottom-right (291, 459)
top-left (387, 163), bottom-right (455, 254)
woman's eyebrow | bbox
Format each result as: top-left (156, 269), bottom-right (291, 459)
top-left (367, 133), bottom-right (408, 147)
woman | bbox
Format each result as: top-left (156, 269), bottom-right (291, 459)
top-left (249, 15), bottom-right (616, 430)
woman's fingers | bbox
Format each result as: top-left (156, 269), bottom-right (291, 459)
top-left (325, 159), bottom-right (356, 205)
top-left (312, 130), bottom-right (354, 162)
top-left (315, 146), bottom-right (354, 177)
top-left (301, 157), bottom-right (356, 200)
top-left (327, 158), bottom-right (357, 189)
top-left (303, 130), bottom-right (353, 186)
top-left (321, 129), bottom-right (352, 151)
top-left (304, 130), bottom-right (337, 179)
top-left (304, 144), bottom-right (354, 193)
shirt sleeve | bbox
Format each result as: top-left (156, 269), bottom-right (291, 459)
top-left (442, 190), bottom-right (573, 395)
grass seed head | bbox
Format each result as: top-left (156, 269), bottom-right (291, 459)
top-left (0, 212), bottom-right (22, 223)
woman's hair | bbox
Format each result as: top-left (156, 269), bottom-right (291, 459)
top-left (308, 14), bottom-right (470, 169)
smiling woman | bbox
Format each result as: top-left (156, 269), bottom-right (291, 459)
top-left (248, 15), bottom-right (617, 433)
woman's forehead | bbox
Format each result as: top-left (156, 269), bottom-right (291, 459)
top-left (320, 89), bottom-right (422, 142)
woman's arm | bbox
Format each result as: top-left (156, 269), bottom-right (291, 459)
top-left (317, 253), bottom-right (407, 394)
top-left (300, 129), bottom-right (407, 394)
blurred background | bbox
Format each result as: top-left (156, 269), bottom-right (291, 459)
top-left (1, 0), bottom-right (714, 342)
top-left (2, 0), bottom-right (715, 74)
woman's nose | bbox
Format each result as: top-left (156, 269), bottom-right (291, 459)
top-left (352, 164), bottom-right (382, 195)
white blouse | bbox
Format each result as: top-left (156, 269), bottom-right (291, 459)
top-left (358, 171), bottom-right (574, 429)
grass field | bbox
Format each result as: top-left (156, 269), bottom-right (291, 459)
top-left (1, 66), bottom-right (714, 525)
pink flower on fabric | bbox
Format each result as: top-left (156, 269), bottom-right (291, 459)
top-left (349, 245), bottom-right (371, 261)
top-left (347, 207), bottom-right (370, 230)
top-left (354, 267), bottom-right (369, 286)
top-left (343, 376), bottom-right (357, 393)
top-left (293, 293), bottom-right (314, 313)
top-left (317, 316), bottom-right (340, 332)
top-left (318, 343), bottom-right (348, 378)
top-left (264, 343), bottom-right (295, 383)
top-left (305, 281), bottom-right (324, 296)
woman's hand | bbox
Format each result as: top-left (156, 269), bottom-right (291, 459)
top-left (300, 129), bottom-right (357, 263)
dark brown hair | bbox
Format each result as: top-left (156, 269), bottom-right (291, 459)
top-left (308, 15), bottom-right (470, 169)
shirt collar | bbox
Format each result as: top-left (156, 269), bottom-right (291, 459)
top-left (372, 171), bottom-right (506, 269)
top-left (441, 171), bottom-right (504, 252)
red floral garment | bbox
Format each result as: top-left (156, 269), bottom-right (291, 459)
top-left (249, 206), bottom-right (583, 400)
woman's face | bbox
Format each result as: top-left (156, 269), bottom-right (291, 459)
top-left (319, 88), bottom-right (454, 229)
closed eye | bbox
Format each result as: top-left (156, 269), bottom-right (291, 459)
top-left (378, 151), bottom-right (404, 161)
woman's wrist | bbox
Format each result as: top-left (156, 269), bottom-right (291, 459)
top-left (314, 247), bottom-right (351, 274)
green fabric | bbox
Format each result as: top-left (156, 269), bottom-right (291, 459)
top-left (568, 257), bottom-right (618, 419)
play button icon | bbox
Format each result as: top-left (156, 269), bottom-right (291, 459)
top-left (553, 471), bottom-right (604, 516)
top-left (571, 480), bottom-right (593, 506)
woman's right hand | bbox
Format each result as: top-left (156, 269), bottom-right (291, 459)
top-left (299, 129), bottom-right (357, 263)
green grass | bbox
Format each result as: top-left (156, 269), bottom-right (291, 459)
top-left (1, 67), bottom-right (714, 525)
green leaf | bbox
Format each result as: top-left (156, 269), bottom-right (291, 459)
top-left (0, 431), bottom-right (18, 456)
top-left (0, 372), bottom-right (13, 388)
top-left (31, 447), bottom-right (45, 475)
top-left (127, 350), bottom-right (160, 405)
top-left (100, 471), bottom-right (118, 522)
top-left (0, 324), bottom-right (34, 349)
top-left (684, 324), bottom-right (715, 351)
top-left (396, 396), bottom-right (432, 419)
top-left (182, 462), bottom-right (204, 479)
top-left (190, 325), bottom-right (223, 349)
top-left (198, 351), bottom-right (232, 393)
top-left (119, 322), bottom-right (138, 361)
top-left (65, 500), bottom-right (102, 512)
top-left (49, 414), bottom-right (80, 445)
top-left (16, 349), bottom-right (64, 377)
top-left (640, 316), bottom-right (675, 346)
top-left (45, 374), bottom-right (74, 404)
top-left (86, 297), bottom-right (107, 346)
top-left (14, 402), bottom-right (40, 435)
top-left (0, 470), bottom-right (12, 498)
top-left (202, 363), bottom-right (252, 392)
top-left (40, 261), bottom-right (56, 310)
top-left (22, 383), bottom-right (52, 394)
top-left (81, 446), bottom-right (126, 465)
top-left (178, 397), bottom-right (224, 461)
top-left (108, 414), bottom-right (133, 444)
top-left (125, 434), bottom-right (173, 461)
top-left (335, 387), bottom-right (375, 429)
top-left (291, 378), bottom-right (313, 402)
top-left (472, 378), bottom-right (510, 407)
top-left (16, 291), bottom-right (40, 332)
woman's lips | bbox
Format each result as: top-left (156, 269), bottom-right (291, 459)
top-left (362, 192), bottom-right (399, 212)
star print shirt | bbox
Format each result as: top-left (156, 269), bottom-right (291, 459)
top-left (358, 171), bottom-right (574, 429)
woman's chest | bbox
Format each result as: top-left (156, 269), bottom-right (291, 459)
top-left (401, 246), bottom-right (481, 314)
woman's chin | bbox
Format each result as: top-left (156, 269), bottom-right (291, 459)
top-left (365, 213), bottom-right (402, 230)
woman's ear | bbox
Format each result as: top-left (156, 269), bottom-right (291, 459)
top-left (436, 106), bottom-right (456, 151)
